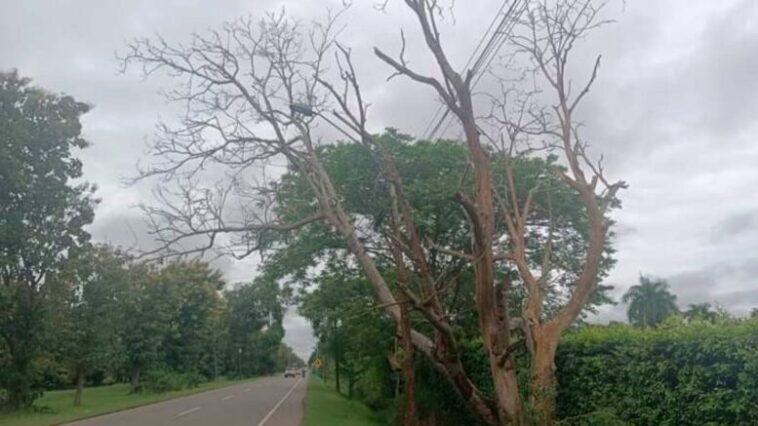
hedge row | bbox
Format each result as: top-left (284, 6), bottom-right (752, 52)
top-left (556, 318), bottom-right (758, 425)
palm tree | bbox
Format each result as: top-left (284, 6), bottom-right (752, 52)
top-left (683, 302), bottom-right (718, 323)
top-left (622, 275), bottom-right (679, 327)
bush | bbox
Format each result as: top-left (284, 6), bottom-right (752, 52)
top-left (184, 372), bottom-right (205, 388)
top-left (142, 370), bottom-right (192, 393)
top-left (556, 319), bottom-right (758, 425)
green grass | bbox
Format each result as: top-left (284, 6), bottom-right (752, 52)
top-left (303, 376), bottom-right (380, 426)
top-left (0, 378), bottom-right (253, 426)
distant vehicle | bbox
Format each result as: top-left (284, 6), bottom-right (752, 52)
top-left (284, 367), bottom-right (299, 378)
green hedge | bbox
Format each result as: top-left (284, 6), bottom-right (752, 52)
top-left (556, 318), bottom-right (758, 425)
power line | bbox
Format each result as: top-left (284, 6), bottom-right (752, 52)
top-left (421, 0), bottom-right (510, 139)
top-left (425, 0), bottom-right (528, 141)
top-left (430, 0), bottom-right (527, 140)
top-left (434, 0), bottom-right (528, 139)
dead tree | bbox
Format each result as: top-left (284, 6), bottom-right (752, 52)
top-left (373, 0), bottom-right (625, 424)
top-left (123, 1), bottom-right (624, 424)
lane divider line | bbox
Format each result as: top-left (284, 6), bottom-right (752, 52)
top-left (177, 406), bottom-right (201, 417)
top-left (222, 395), bottom-right (234, 400)
top-left (255, 378), bottom-right (302, 426)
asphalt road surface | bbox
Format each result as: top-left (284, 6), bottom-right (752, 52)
top-left (66, 376), bottom-right (306, 426)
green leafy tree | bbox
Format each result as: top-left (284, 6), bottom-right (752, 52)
top-left (49, 245), bottom-right (130, 406)
top-left (156, 261), bottom-right (224, 377)
top-left (120, 263), bottom-right (172, 392)
top-left (299, 258), bottom-right (394, 400)
top-left (121, 261), bottom-right (226, 391)
top-left (225, 277), bottom-right (285, 377)
top-left (0, 71), bottom-right (97, 408)
top-left (622, 276), bottom-right (679, 328)
top-left (268, 136), bottom-right (617, 417)
top-left (276, 137), bottom-right (616, 321)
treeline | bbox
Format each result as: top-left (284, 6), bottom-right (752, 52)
top-left (0, 244), bottom-right (294, 410)
top-left (0, 71), bottom-right (295, 410)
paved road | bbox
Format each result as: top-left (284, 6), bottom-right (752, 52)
top-left (66, 376), bottom-right (306, 426)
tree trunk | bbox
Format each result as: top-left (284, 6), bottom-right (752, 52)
top-left (488, 357), bottom-right (523, 425)
top-left (348, 373), bottom-right (355, 400)
top-left (529, 330), bottom-right (559, 424)
top-left (130, 369), bottom-right (141, 393)
top-left (334, 333), bottom-right (341, 395)
top-left (311, 156), bottom-right (499, 425)
top-left (400, 293), bottom-right (417, 426)
top-left (73, 369), bottom-right (84, 407)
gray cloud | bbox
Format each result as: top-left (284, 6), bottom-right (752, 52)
top-left (668, 260), bottom-right (758, 316)
top-left (710, 211), bottom-right (758, 242)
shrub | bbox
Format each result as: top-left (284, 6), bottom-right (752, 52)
top-left (142, 370), bottom-right (187, 393)
top-left (556, 320), bottom-right (758, 425)
top-left (184, 372), bottom-right (205, 388)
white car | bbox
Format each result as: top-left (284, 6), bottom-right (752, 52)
top-left (284, 368), bottom-right (299, 378)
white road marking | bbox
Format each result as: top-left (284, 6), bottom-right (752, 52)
top-left (177, 407), bottom-right (201, 417)
top-left (255, 378), bottom-right (302, 426)
top-left (222, 395), bottom-right (234, 400)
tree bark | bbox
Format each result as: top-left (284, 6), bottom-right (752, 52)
top-left (129, 369), bottom-right (141, 394)
top-left (73, 369), bottom-right (84, 407)
top-left (400, 293), bottom-right (417, 426)
top-left (334, 327), bottom-right (341, 395)
top-left (348, 373), bottom-right (355, 400)
top-left (527, 325), bottom-right (560, 425)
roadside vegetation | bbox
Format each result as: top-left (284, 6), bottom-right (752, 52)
top-left (304, 272), bottom-right (758, 425)
top-left (0, 71), bottom-right (301, 413)
top-left (303, 376), bottom-right (380, 426)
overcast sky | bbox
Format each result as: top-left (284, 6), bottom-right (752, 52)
top-left (2, 0), bottom-right (757, 360)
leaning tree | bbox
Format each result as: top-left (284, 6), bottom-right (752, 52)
top-left (124, 1), bottom-right (624, 424)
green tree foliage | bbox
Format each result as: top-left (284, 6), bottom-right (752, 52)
top-left (49, 245), bottom-right (131, 406)
top-left (299, 258), bottom-right (395, 403)
top-left (622, 276), bottom-right (678, 328)
top-left (555, 320), bottom-right (758, 425)
top-left (120, 263), bottom-right (174, 393)
top-left (155, 262), bottom-right (225, 378)
top-left (276, 134), bottom-right (616, 318)
top-left (225, 277), bottom-right (287, 377)
top-left (0, 71), bottom-right (97, 409)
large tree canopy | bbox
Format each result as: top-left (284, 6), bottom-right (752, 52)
top-left (272, 134), bottom-right (616, 322)
top-left (0, 70), bottom-right (96, 286)
top-left (0, 71), bottom-right (97, 408)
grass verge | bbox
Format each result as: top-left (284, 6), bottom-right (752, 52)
top-left (303, 375), bottom-right (380, 426)
top-left (0, 378), bottom-right (253, 426)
